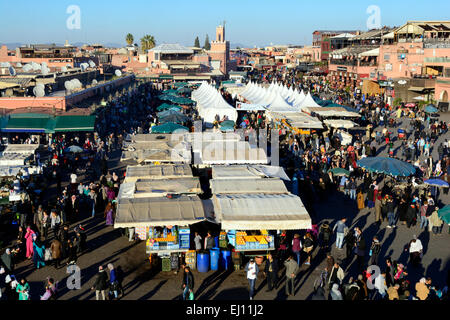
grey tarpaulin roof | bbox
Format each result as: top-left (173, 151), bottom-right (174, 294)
top-left (124, 164), bottom-right (193, 182)
top-left (210, 178), bottom-right (288, 194)
top-left (213, 193), bottom-right (312, 230)
top-left (114, 195), bottom-right (213, 228)
top-left (200, 141), bottom-right (268, 165)
top-left (3, 144), bottom-right (39, 155)
top-left (211, 165), bottom-right (290, 181)
top-left (118, 178), bottom-right (201, 198)
top-left (0, 153), bottom-right (31, 166)
top-left (121, 149), bottom-right (191, 164)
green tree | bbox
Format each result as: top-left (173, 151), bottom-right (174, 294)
top-left (140, 35), bottom-right (156, 52)
top-left (126, 33), bottom-right (134, 46)
top-left (194, 36), bottom-right (200, 48)
top-left (203, 34), bottom-right (211, 50)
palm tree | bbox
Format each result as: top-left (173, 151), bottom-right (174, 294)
top-left (126, 33), bottom-right (134, 46)
top-left (141, 35), bottom-right (156, 52)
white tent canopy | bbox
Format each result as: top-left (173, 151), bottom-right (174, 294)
top-left (191, 82), bottom-right (237, 124)
top-left (323, 119), bottom-right (358, 129)
top-left (213, 193), bottom-right (312, 230)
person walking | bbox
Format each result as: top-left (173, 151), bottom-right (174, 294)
top-left (369, 236), bottom-right (381, 266)
top-left (50, 239), bottom-right (62, 269)
top-left (354, 228), bottom-right (366, 272)
top-left (284, 255), bottom-right (299, 297)
top-left (264, 253), bottom-right (279, 292)
top-left (327, 261), bottom-right (345, 290)
top-left (24, 226), bottom-right (35, 259)
top-left (386, 196), bottom-right (396, 228)
top-left (244, 258), bottom-right (259, 300)
top-left (16, 278), bottom-right (30, 300)
top-left (194, 232), bottom-right (202, 251)
top-left (181, 266), bottom-right (194, 300)
top-left (303, 232), bottom-right (314, 265)
top-left (319, 222), bottom-right (332, 252)
top-left (291, 234), bottom-right (302, 265)
top-left (1, 248), bottom-right (14, 274)
top-left (374, 194), bottom-right (382, 226)
top-left (91, 266), bottom-right (109, 300)
top-left (333, 218), bottom-right (348, 250)
top-left (407, 236), bottom-right (423, 267)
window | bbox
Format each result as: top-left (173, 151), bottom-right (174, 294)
top-left (154, 52), bottom-right (160, 60)
top-left (384, 54), bottom-right (390, 60)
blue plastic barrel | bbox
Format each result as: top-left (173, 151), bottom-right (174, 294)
top-left (220, 250), bottom-right (232, 270)
top-left (210, 247), bottom-right (220, 271)
top-left (197, 252), bottom-right (210, 273)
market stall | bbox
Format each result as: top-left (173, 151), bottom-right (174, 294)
top-left (123, 164), bottom-right (193, 183)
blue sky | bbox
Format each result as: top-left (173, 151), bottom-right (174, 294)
top-left (1, 0), bottom-right (449, 47)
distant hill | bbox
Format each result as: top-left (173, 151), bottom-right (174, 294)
top-left (230, 43), bottom-right (250, 49)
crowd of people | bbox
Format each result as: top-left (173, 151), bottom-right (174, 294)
top-left (0, 71), bottom-right (449, 301)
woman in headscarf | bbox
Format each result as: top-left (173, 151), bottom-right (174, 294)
top-left (16, 278), bottom-right (30, 300)
top-left (32, 234), bottom-right (46, 269)
top-left (330, 283), bottom-right (343, 300)
top-left (104, 202), bottom-right (115, 226)
top-left (24, 226), bottom-right (35, 259)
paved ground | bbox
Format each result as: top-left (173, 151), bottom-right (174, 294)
top-left (10, 113), bottom-right (450, 301)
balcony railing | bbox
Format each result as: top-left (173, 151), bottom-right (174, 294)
top-left (423, 38), bottom-right (450, 48)
top-left (424, 57), bottom-right (450, 63)
top-left (359, 62), bottom-right (377, 67)
top-left (329, 60), bottom-right (357, 66)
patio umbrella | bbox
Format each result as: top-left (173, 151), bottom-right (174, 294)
top-left (65, 145), bottom-right (83, 153)
top-left (156, 103), bottom-right (182, 111)
top-left (177, 87), bottom-right (192, 94)
top-left (424, 179), bottom-right (449, 188)
top-left (157, 109), bottom-right (183, 118)
top-left (327, 167), bottom-right (350, 176)
top-left (356, 157), bottom-right (416, 177)
top-left (413, 96), bottom-right (426, 101)
top-left (151, 122), bottom-right (188, 134)
top-left (219, 120), bottom-right (235, 132)
top-left (173, 82), bottom-right (189, 88)
top-left (162, 89), bottom-right (178, 95)
top-left (159, 113), bottom-right (188, 124)
top-left (405, 103), bottom-right (415, 108)
top-left (424, 104), bottom-right (438, 113)
top-left (437, 205), bottom-right (450, 224)
top-left (172, 97), bottom-right (195, 105)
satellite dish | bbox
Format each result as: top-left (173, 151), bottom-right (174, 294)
top-left (36, 83), bottom-right (45, 89)
top-left (16, 62), bottom-right (22, 68)
top-left (92, 79), bottom-right (98, 85)
top-left (88, 60), bottom-right (96, 68)
top-left (115, 70), bottom-right (122, 77)
top-left (23, 64), bottom-right (33, 72)
top-left (61, 66), bottom-right (67, 72)
top-left (9, 66), bottom-right (16, 76)
top-left (41, 66), bottom-right (50, 75)
top-left (41, 62), bottom-right (48, 68)
top-left (145, 67), bottom-right (149, 72)
top-left (398, 80), bottom-right (407, 85)
top-left (80, 64), bottom-right (87, 72)
top-left (64, 81), bottom-right (73, 91)
top-left (33, 86), bottom-right (45, 97)
top-left (66, 64), bottom-right (71, 69)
